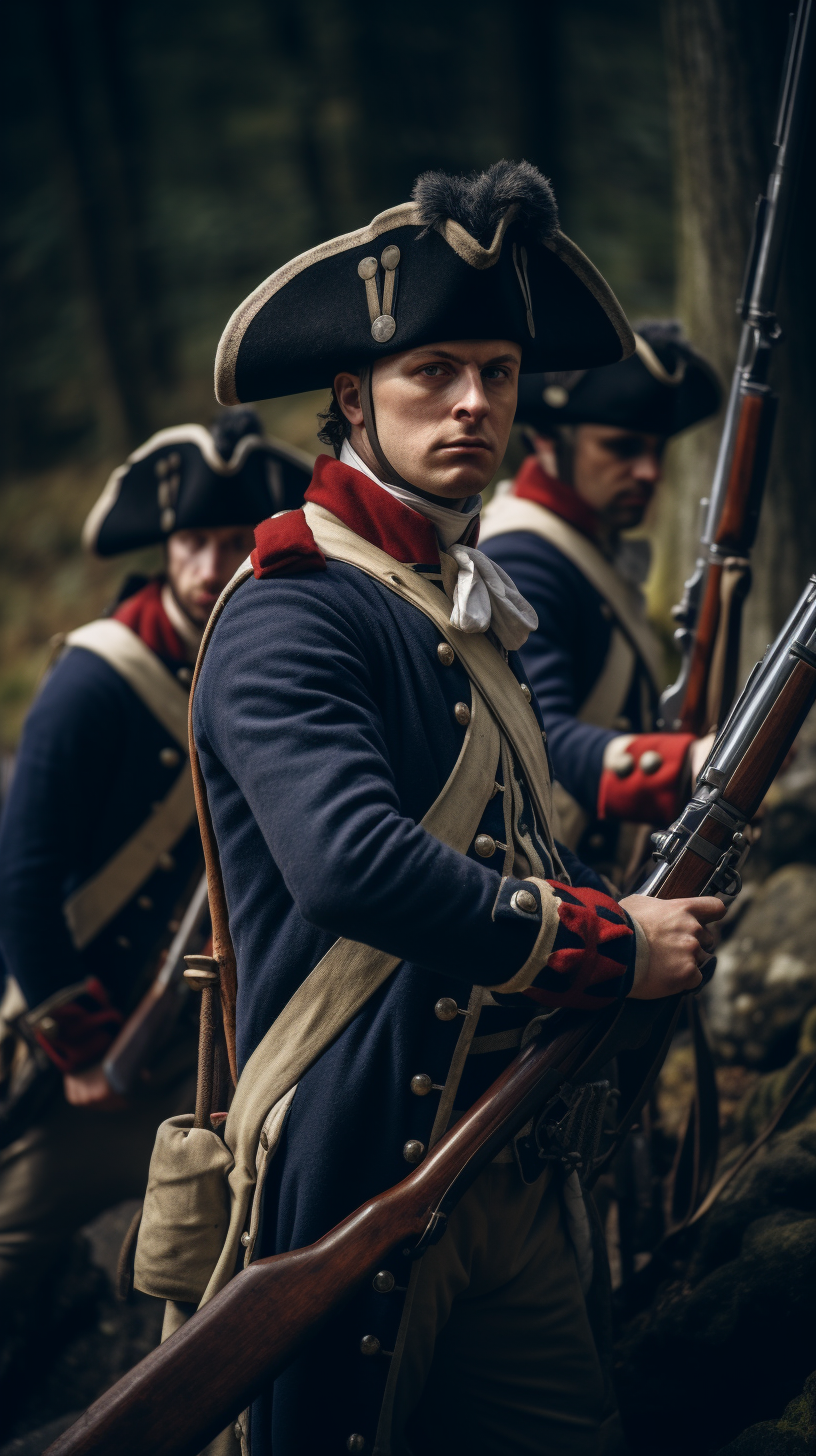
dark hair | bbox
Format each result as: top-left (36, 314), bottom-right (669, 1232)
top-left (317, 387), bottom-right (352, 457)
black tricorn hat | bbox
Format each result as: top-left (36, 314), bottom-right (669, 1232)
top-left (515, 321), bottom-right (722, 438)
top-left (83, 408), bottom-right (314, 557)
top-left (215, 160), bottom-right (635, 404)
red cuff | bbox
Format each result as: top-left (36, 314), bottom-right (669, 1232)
top-left (32, 978), bottom-right (124, 1074)
top-left (252, 509), bottom-right (327, 579)
top-left (521, 883), bottom-right (636, 1010)
top-left (598, 732), bottom-right (694, 828)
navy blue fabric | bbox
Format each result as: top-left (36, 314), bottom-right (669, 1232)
top-left (193, 562), bottom-right (617, 1456)
top-left (481, 530), bottom-right (656, 815)
top-left (0, 646), bottom-right (201, 1012)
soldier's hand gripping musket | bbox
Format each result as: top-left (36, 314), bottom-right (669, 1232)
top-left (659, 0), bottom-right (815, 738)
top-left (45, 569), bottom-right (816, 1456)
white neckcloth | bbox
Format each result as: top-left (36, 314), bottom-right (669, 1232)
top-left (339, 442), bottom-right (537, 651)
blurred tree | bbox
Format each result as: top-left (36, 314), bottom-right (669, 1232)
top-left (653, 0), bottom-right (816, 674)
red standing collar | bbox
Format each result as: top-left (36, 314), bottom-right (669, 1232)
top-left (253, 453), bottom-right (479, 579)
top-left (113, 578), bottom-right (187, 665)
top-left (512, 456), bottom-right (601, 541)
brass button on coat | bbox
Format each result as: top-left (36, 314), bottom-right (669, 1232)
top-left (434, 997), bottom-right (460, 1021)
top-left (403, 1139), bottom-right (425, 1164)
top-left (360, 1334), bottom-right (381, 1356)
top-left (474, 833), bottom-right (497, 858)
top-left (437, 642), bottom-right (454, 666)
top-left (454, 701), bottom-right (470, 726)
top-left (639, 749), bottom-right (663, 774)
top-left (159, 746), bottom-right (181, 768)
top-left (347, 1437), bottom-right (366, 1452)
top-left (520, 683), bottom-right (532, 702)
top-left (510, 888), bottom-right (538, 915)
top-left (373, 1270), bottom-right (395, 1293)
top-left (410, 1073), bottom-right (433, 1096)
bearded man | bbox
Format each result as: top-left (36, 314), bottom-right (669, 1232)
top-left (480, 326), bottom-right (722, 883)
top-left (0, 408), bottom-right (311, 1310)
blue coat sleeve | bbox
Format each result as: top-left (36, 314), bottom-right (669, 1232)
top-left (481, 531), bottom-right (617, 814)
top-left (195, 574), bottom-right (543, 986)
top-left (0, 650), bottom-right (128, 1007)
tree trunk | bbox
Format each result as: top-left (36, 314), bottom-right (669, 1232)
top-left (652, 0), bottom-right (816, 679)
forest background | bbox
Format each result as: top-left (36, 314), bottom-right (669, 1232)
top-left (1, 0), bottom-right (814, 752)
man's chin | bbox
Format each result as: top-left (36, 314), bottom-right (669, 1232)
top-left (419, 460), bottom-right (495, 500)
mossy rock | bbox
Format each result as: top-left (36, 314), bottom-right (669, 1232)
top-left (705, 865), bottom-right (816, 1068)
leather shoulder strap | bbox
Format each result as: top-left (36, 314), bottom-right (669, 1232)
top-left (479, 494), bottom-right (664, 690)
top-left (65, 619), bottom-right (189, 749)
top-left (63, 768), bottom-right (196, 950)
top-left (60, 619), bottom-right (196, 948)
top-left (304, 501), bottom-right (564, 878)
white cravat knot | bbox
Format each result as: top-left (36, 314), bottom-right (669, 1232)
top-left (339, 440), bottom-right (538, 651)
top-left (447, 544), bottom-right (538, 651)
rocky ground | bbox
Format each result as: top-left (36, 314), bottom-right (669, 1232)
top-left (0, 1201), bottom-right (163, 1455)
top-left (612, 712), bottom-right (816, 1455)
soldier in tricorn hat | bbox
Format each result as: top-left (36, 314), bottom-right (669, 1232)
top-left (0, 410), bottom-right (311, 1314)
top-left (151, 163), bottom-right (722, 1455)
top-left (480, 324), bottom-right (722, 883)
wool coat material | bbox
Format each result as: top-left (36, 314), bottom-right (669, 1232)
top-left (0, 582), bottom-right (202, 1037)
top-left (192, 457), bottom-right (638, 1455)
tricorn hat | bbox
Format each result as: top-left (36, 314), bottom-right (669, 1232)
top-left (515, 321), bottom-right (722, 438)
top-left (83, 407), bottom-right (314, 557)
top-left (215, 160), bottom-right (635, 405)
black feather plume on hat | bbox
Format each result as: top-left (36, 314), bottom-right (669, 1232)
top-left (412, 159), bottom-right (559, 245)
top-left (209, 405), bottom-right (264, 460)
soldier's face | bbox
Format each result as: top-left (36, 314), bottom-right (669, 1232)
top-left (166, 525), bottom-right (257, 625)
top-left (335, 340), bottom-right (522, 498)
top-left (571, 426), bottom-right (666, 529)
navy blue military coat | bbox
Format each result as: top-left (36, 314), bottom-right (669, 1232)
top-left (0, 582), bottom-right (202, 1034)
top-left (193, 458), bottom-right (638, 1456)
top-left (481, 463), bottom-right (693, 861)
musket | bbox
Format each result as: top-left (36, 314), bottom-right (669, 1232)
top-left (102, 873), bottom-right (210, 1096)
top-left (43, 570), bottom-right (816, 1456)
top-left (658, 0), bottom-right (814, 736)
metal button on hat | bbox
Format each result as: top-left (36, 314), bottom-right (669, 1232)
top-left (454, 702), bottom-right (471, 725)
top-left (639, 749), bottom-right (663, 774)
top-left (510, 888), bottom-right (538, 914)
top-left (437, 642), bottom-right (454, 666)
top-left (360, 1335), bottom-right (381, 1356)
top-left (159, 747), bottom-right (181, 768)
top-left (373, 1270), bottom-right (395, 1293)
top-left (358, 258), bottom-right (378, 280)
top-left (434, 997), bottom-right (463, 1021)
top-left (403, 1140), bottom-right (425, 1163)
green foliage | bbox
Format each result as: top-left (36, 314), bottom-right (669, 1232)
top-left (0, 0), bottom-right (673, 747)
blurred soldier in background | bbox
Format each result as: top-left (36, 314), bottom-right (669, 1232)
top-left (0, 407), bottom-right (311, 1315)
top-left (480, 323), bottom-right (722, 885)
